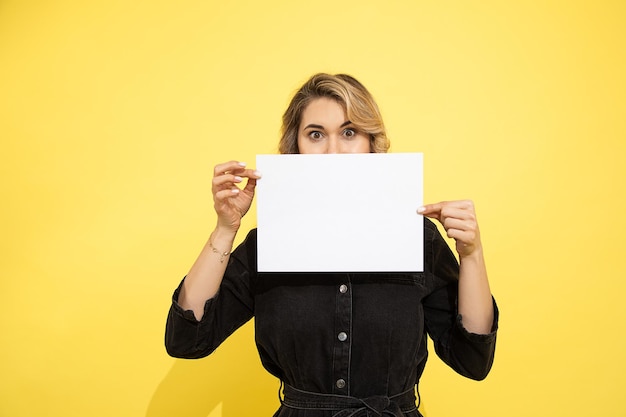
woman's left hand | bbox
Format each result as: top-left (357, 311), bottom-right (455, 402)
top-left (418, 200), bottom-right (482, 259)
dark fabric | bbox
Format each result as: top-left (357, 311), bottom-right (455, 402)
top-left (280, 383), bottom-right (420, 417)
top-left (165, 218), bottom-right (498, 416)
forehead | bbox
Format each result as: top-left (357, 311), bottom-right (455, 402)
top-left (300, 97), bottom-right (347, 127)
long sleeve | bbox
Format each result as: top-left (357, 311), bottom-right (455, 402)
top-left (422, 218), bottom-right (498, 380)
top-left (164, 230), bottom-right (258, 359)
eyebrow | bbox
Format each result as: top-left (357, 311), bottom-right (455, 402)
top-left (303, 121), bottom-right (353, 130)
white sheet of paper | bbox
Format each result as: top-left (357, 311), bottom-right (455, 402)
top-left (256, 153), bottom-right (424, 272)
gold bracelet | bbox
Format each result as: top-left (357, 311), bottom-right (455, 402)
top-left (209, 238), bottom-right (231, 263)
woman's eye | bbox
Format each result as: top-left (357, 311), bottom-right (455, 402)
top-left (343, 128), bottom-right (356, 138)
top-left (309, 131), bottom-right (323, 140)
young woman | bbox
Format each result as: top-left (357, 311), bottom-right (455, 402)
top-left (165, 73), bottom-right (498, 416)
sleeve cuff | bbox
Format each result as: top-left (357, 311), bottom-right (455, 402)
top-left (171, 277), bottom-right (217, 323)
top-left (455, 297), bottom-right (499, 343)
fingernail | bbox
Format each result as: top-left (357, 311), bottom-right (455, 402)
top-left (254, 170), bottom-right (262, 178)
top-left (417, 206), bottom-right (425, 214)
top-left (234, 176), bottom-right (243, 182)
top-left (238, 161), bottom-right (247, 167)
top-left (231, 188), bottom-right (240, 194)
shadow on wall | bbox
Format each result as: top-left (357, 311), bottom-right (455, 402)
top-left (146, 322), bottom-right (277, 417)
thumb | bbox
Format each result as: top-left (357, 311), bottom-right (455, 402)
top-left (417, 202), bottom-right (444, 218)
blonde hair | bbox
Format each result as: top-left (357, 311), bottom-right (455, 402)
top-left (278, 73), bottom-right (390, 154)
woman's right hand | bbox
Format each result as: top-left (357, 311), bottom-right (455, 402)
top-left (212, 160), bottom-right (262, 232)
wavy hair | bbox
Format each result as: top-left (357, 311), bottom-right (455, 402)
top-left (278, 73), bottom-right (390, 154)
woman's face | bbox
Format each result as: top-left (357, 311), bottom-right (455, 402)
top-left (297, 97), bottom-right (371, 154)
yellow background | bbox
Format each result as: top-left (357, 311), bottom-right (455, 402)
top-left (1, 1), bottom-right (625, 416)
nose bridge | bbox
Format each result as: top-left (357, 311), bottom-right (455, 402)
top-left (327, 135), bottom-right (339, 154)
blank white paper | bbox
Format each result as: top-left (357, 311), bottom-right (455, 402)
top-left (256, 153), bottom-right (423, 272)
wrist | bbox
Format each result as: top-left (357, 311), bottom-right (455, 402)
top-left (215, 218), bottom-right (240, 235)
top-left (212, 224), bottom-right (237, 244)
top-left (208, 227), bottom-right (236, 264)
top-left (459, 246), bottom-right (484, 264)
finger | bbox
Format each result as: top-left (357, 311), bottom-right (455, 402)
top-left (418, 200), bottom-right (475, 219)
top-left (441, 200), bottom-right (474, 210)
top-left (214, 187), bottom-right (241, 202)
top-left (214, 160), bottom-right (248, 177)
top-left (417, 202), bottom-right (445, 217)
top-left (214, 171), bottom-right (261, 194)
top-left (242, 177), bottom-right (258, 194)
top-left (442, 218), bottom-right (478, 238)
top-left (446, 228), bottom-right (478, 246)
top-left (212, 173), bottom-right (244, 190)
top-left (440, 206), bottom-right (476, 223)
top-left (214, 167), bottom-right (261, 181)
top-left (239, 168), bottom-right (262, 179)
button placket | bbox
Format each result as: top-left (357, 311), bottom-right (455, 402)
top-left (331, 277), bottom-right (352, 394)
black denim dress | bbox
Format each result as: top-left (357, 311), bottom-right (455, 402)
top-left (165, 218), bottom-right (498, 416)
